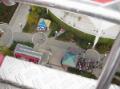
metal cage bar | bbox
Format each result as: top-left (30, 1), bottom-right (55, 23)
top-left (2, 0), bottom-right (120, 24)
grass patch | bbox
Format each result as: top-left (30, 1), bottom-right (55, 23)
top-left (112, 78), bottom-right (120, 85)
top-left (96, 38), bottom-right (114, 53)
top-left (0, 41), bottom-right (34, 57)
top-left (0, 41), bottom-right (34, 56)
top-left (115, 72), bottom-right (120, 78)
top-left (48, 22), bottom-right (61, 37)
top-left (0, 3), bottom-right (18, 23)
top-left (0, 46), bottom-right (13, 56)
top-left (67, 67), bottom-right (97, 79)
top-left (23, 6), bottom-right (50, 33)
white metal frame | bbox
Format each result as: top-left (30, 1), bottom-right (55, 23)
top-left (2, 0), bottom-right (120, 24)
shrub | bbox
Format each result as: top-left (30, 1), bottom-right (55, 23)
top-left (49, 22), bottom-right (61, 37)
top-left (67, 67), bottom-right (97, 79)
top-left (115, 72), bottom-right (120, 78)
top-left (23, 6), bottom-right (51, 33)
top-left (0, 3), bottom-right (18, 23)
top-left (96, 38), bottom-right (114, 53)
top-left (0, 46), bottom-right (13, 56)
top-left (112, 78), bottom-right (120, 85)
top-left (9, 41), bottom-right (34, 51)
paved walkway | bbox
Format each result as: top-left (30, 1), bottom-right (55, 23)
top-left (9, 3), bottom-right (30, 32)
top-left (32, 32), bottom-right (47, 46)
top-left (13, 32), bottom-right (33, 42)
top-left (0, 23), bottom-right (13, 47)
top-left (35, 37), bottom-right (85, 70)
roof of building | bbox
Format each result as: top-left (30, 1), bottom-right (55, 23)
top-left (62, 51), bottom-right (78, 67)
top-left (15, 44), bottom-right (43, 59)
top-left (15, 44), bottom-right (33, 51)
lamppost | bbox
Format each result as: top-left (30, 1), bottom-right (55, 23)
top-left (92, 29), bottom-right (105, 49)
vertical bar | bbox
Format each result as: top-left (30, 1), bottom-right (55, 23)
top-left (96, 31), bottom-right (120, 89)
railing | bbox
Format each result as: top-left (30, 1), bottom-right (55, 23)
top-left (2, 0), bottom-right (120, 24)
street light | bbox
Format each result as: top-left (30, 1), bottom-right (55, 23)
top-left (87, 42), bottom-right (91, 49)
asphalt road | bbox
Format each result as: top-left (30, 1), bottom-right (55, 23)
top-left (13, 32), bottom-right (33, 42)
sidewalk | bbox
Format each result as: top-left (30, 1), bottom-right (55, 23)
top-left (13, 32), bottom-right (33, 42)
top-left (9, 3), bottom-right (30, 32)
